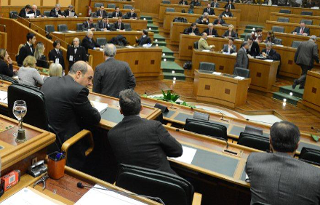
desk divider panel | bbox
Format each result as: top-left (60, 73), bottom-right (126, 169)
top-left (163, 110), bottom-right (176, 119)
top-left (101, 107), bottom-right (123, 124)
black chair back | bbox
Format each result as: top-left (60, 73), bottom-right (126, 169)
top-left (277, 17), bottom-right (289, 22)
top-left (272, 26), bottom-right (285, 33)
top-left (76, 23), bottom-right (83, 31)
top-left (166, 7), bottom-right (175, 12)
top-left (299, 147), bottom-right (320, 166)
top-left (107, 3), bottom-right (116, 8)
top-left (273, 38), bottom-right (282, 45)
top-left (199, 62), bottom-right (215, 72)
top-left (300, 19), bottom-right (313, 25)
top-left (301, 11), bottom-right (312, 16)
top-left (193, 41), bottom-right (198, 49)
top-left (244, 125), bottom-right (263, 135)
top-left (43, 11), bottom-right (50, 17)
top-left (57, 24), bottom-right (68, 32)
top-left (238, 132), bottom-right (270, 151)
top-left (185, 118), bottom-right (227, 140)
top-left (94, 3), bottom-right (104, 8)
top-left (233, 67), bottom-right (250, 78)
top-left (279, 9), bottom-right (291, 14)
top-left (162, 0), bottom-right (171, 4)
top-left (45, 25), bottom-right (55, 33)
top-left (116, 164), bottom-right (195, 205)
top-left (124, 23), bottom-right (132, 31)
top-left (123, 4), bottom-right (133, 9)
top-left (96, 37), bottom-right (107, 46)
top-left (0, 74), bottom-right (18, 84)
top-left (9, 11), bottom-right (18, 19)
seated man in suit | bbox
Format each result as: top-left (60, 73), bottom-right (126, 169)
top-left (222, 37), bottom-right (236, 54)
top-left (82, 30), bottom-right (100, 53)
top-left (135, 29), bottom-right (152, 46)
top-left (67, 38), bottom-right (87, 69)
top-left (183, 23), bottom-right (200, 35)
top-left (246, 121), bottom-right (320, 205)
top-left (220, 7), bottom-right (233, 17)
top-left (213, 16), bottom-right (226, 25)
top-left (197, 12), bottom-right (210, 25)
top-left (224, 0), bottom-right (235, 9)
top-left (50, 4), bottom-right (64, 17)
top-left (93, 44), bottom-right (136, 97)
top-left (179, 0), bottom-right (188, 5)
top-left (235, 42), bottom-right (249, 69)
top-left (114, 17), bottom-right (125, 31)
top-left (222, 24), bottom-right (238, 38)
top-left (211, 0), bottom-right (220, 8)
top-left (203, 3), bottom-right (215, 15)
top-left (96, 5), bottom-right (108, 18)
top-left (29, 5), bottom-right (41, 18)
top-left (64, 5), bottom-right (77, 17)
top-left (17, 32), bottom-right (36, 66)
top-left (247, 37), bottom-right (260, 57)
top-left (82, 17), bottom-right (96, 31)
top-left (125, 8), bottom-right (137, 19)
top-left (112, 7), bottom-right (122, 18)
top-left (292, 22), bottom-right (310, 36)
top-left (261, 43), bottom-right (279, 60)
top-left (108, 89), bottom-right (183, 175)
top-left (19, 5), bottom-right (32, 18)
top-left (198, 32), bottom-right (215, 51)
top-left (41, 61), bottom-right (101, 171)
top-left (190, 0), bottom-right (201, 6)
top-left (203, 23), bottom-right (218, 37)
top-left (98, 17), bottom-right (112, 31)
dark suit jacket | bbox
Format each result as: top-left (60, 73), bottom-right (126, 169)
top-left (220, 11), bottom-right (233, 17)
top-left (292, 26), bottom-right (310, 36)
top-left (112, 11), bottom-right (122, 18)
top-left (17, 43), bottom-right (34, 66)
top-left (211, 2), bottom-right (220, 7)
top-left (96, 10), bottom-right (108, 18)
top-left (114, 22), bottom-right (125, 30)
top-left (49, 8), bottom-right (63, 17)
top-left (184, 27), bottom-right (200, 35)
top-left (222, 30), bottom-right (238, 38)
top-left (41, 75), bottom-right (101, 170)
top-left (19, 8), bottom-right (28, 18)
top-left (190, 1), bottom-right (201, 6)
top-left (197, 18), bottom-right (209, 25)
top-left (108, 115), bottom-right (183, 175)
top-left (235, 47), bottom-right (249, 69)
top-left (248, 41), bottom-right (260, 57)
top-left (64, 9), bottom-right (77, 17)
top-left (93, 57), bottom-right (136, 98)
top-left (82, 21), bottom-right (96, 30)
top-left (224, 3), bottom-right (235, 9)
top-left (81, 36), bottom-right (100, 53)
top-left (179, 0), bottom-right (188, 5)
top-left (295, 39), bottom-right (319, 67)
top-left (223, 44), bottom-right (237, 54)
top-left (36, 55), bottom-right (49, 68)
top-left (125, 12), bottom-right (137, 19)
top-left (203, 28), bottom-right (218, 36)
top-left (48, 49), bottom-right (65, 69)
top-left (0, 60), bottom-right (14, 77)
top-left (136, 36), bottom-right (152, 46)
top-left (246, 152), bottom-right (320, 205)
top-left (67, 46), bottom-right (87, 69)
top-left (261, 48), bottom-right (278, 60)
top-left (98, 20), bottom-right (111, 31)
top-left (213, 18), bottom-right (226, 25)
top-left (29, 10), bottom-right (41, 17)
top-left (203, 7), bottom-right (215, 15)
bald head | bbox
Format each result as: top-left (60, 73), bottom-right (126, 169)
top-left (69, 61), bottom-right (93, 88)
top-left (87, 30), bottom-right (93, 38)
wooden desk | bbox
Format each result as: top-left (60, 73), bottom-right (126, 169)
top-left (170, 22), bottom-right (228, 45)
top-left (88, 47), bottom-right (162, 81)
top-left (52, 31), bottom-right (154, 48)
top-left (0, 32), bottom-right (7, 50)
top-left (163, 12), bottom-right (237, 33)
top-left (265, 20), bottom-right (320, 36)
top-left (0, 6), bottom-right (68, 18)
top-left (90, 0), bottom-right (135, 8)
top-left (95, 8), bottom-right (141, 18)
top-left (270, 12), bottom-right (320, 25)
top-left (193, 70), bottom-right (251, 108)
top-left (302, 71), bottom-right (320, 113)
top-left (192, 49), bottom-right (280, 92)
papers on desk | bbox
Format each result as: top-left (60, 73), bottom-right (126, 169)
top-left (75, 184), bottom-right (147, 205)
top-left (235, 76), bottom-right (245, 80)
top-left (0, 90), bottom-right (8, 104)
top-left (202, 50), bottom-right (211, 52)
top-left (91, 101), bottom-right (108, 113)
top-left (170, 146), bottom-right (197, 164)
top-left (264, 59), bottom-right (273, 62)
top-left (52, 31), bottom-right (62, 34)
top-left (126, 45), bottom-right (134, 48)
top-left (311, 7), bottom-right (319, 9)
top-left (2, 187), bottom-right (64, 205)
top-left (212, 72), bottom-right (222, 75)
top-left (67, 30), bottom-right (76, 33)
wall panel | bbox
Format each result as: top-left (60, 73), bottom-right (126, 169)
top-left (10, 0), bottom-right (41, 6)
top-left (42, 0), bottom-right (58, 6)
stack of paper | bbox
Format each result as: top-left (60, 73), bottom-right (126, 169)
top-left (0, 90), bottom-right (8, 104)
top-left (90, 101), bottom-right (108, 113)
top-left (170, 146), bottom-right (197, 164)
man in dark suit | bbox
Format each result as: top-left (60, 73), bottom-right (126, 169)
top-left (64, 5), bottom-right (77, 17)
top-left (96, 5), bottom-right (108, 18)
top-left (183, 23), bottom-right (200, 35)
top-left (19, 5), bottom-right (32, 18)
top-left (125, 8), bottom-right (137, 19)
top-left (246, 121), bottom-right (320, 205)
top-left (67, 38), bottom-right (87, 69)
top-left (98, 17), bottom-right (112, 31)
top-left (93, 44), bottom-right (136, 98)
top-left (81, 30), bottom-right (100, 53)
top-left (203, 3), bottom-right (215, 15)
top-left (292, 22), bottom-right (310, 36)
top-left (113, 17), bottom-right (125, 30)
top-left (48, 40), bottom-right (65, 70)
top-left (29, 5), bottom-right (41, 17)
top-left (224, 0), bottom-right (235, 9)
top-left (247, 37), bottom-right (260, 57)
top-left (82, 17), bottom-right (96, 31)
top-left (235, 41), bottom-right (249, 69)
top-left (135, 29), bottom-right (152, 46)
top-left (17, 32), bottom-right (36, 66)
top-left (261, 43), bottom-right (278, 60)
top-left (203, 23), bottom-right (218, 36)
top-left (41, 61), bottom-right (101, 171)
top-left (211, 0), bottom-right (220, 8)
top-left (293, 35), bottom-right (319, 89)
top-left (112, 7), bottom-right (122, 18)
top-left (179, 0), bottom-right (188, 5)
top-left (222, 37), bottom-right (236, 54)
top-left (50, 4), bottom-right (63, 17)
top-left (213, 16), bottom-right (225, 25)
top-left (108, 89), bottom-right (183, 175)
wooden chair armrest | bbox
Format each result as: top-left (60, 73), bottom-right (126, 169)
top-left (192, 192), bottom-right (202, 205)
top-left (61, 129), bottom-right (94, 160)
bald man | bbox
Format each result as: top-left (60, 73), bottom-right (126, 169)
top-left (81, 30), bottom-right (100, 53)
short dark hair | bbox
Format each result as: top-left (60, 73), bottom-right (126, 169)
top-left (143, 29), bottom-right (148, 36)
top-left (191, 23), bottom-right (196, 27)
top-left (53, 40), bottom-right (60, 48)
top-left (119, 89), bottom-right (141, 116)
top-left (26, 33), bottom-right (35, 41)
top-left (248, 37), bottom-right (254, 41)
top-left (270, 121), bottom-right (300, 152)
top-left (241, 41), bottom-right (248, 47)
top-left (25, 4), bottom-right (32, 9)
top-left (229, 37), bottom-right (234, 42)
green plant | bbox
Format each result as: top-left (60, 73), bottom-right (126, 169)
top-left (161, 90), bottom-right (179, 103)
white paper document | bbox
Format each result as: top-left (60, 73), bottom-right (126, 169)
top-left (2, 187), bottom-right (64, 205)
top-left (212, 72), bottom-right (222, 75)
top-left (0, 90), bottom-right (8, 104)
top-left (91, 101), bottom-right (108, 113)
top-left (235, 76), bottom-right (245, 80)
top-left (75, 184), bottom-right (147, 205)
top-left (264, 59), bottom-right (273, 62)
top-left (171, 146), bottom-right (197, 164)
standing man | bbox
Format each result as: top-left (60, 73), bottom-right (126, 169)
top-left (246, 121), bottom-right (320, 205)
top-left (293, 35), bottom-right (319, 89)
top-left (67, 38), bottom-right (87, 69)
top-left (17, 33), bottom-right (36, 66)
top-left (81, 30), bottom-right (100, 53)
top-left (135, 30), bottom-right (152, 46)
top-left (235, 42), bottom-right (249, 69)
top-left (198, 32), bottom-right (215, 51)
top-left (93, 44), bottom-right (136, 98)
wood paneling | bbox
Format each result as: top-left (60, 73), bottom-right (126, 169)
top-left (265, 20), bottom-right (320, 36)
top-left (270, 12), bottom-right (320, 25)
top-left (43, 0), bottom-right (58, 6)
top-left (303, 71), bottom-right (320, 113)
top-left (10, 0), bottom-right (41, 6)
top-left (1, 0), bottom-right (9, 6)
top-left (0, 32), bottom-right (8, 49)
top-left (58, 0), bottom-right (72, 7)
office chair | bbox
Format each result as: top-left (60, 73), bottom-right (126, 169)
top-left (162, 0), bottom-right (171, 4)
top-left (301, 11), bottom-right (312, 16)
top-left (272, 26), bottom-right (285, 33)
top-left (273, 38), bottom-right (282, 45)
top-left (277, 17), bottom-right (289, 23)
top-left (124, 23), bottom-right (132, 31)
top-left (107, 3), bottom-right (116, 8)
top-left (299, 147), bottom-right (320, 166)
top-left (107, 12), bottom-right (113, 18)
top-left (45, 25), bottom-right (55, 33)
top-left (185, 118), bottom-right (228, 140)
top-left (193, 41), bottom-right (198, 49)
top-left (244, 125), bottom-right (263, 135)
top-left (96, 38), bottom-right (107, 47)
top-left (115, 164), bottom-right (201, 205)
top-left (43, 11), bottom-right (51, 17)
top-left (233, 67), bottom-right (250, 78)
top-left (76, 23), bottom-right (83, 31)
top-left (166, 8), bottom-right (175, 12)
top-left (9, 11), bottom-right (18, 19)
top-left (57, 24), bottom-right (68, 32)
top-left (94, 3), bottom-right (104, 8)
top-left (193, 111), bottom-right (209, 121)
top-left (123, 4), bottom-right (133, 9)
top-left (300, 19), bottom-right (313, 25)
top-left (279, 9), bottom-right (291, 14)
top-left (238, 132), bottom-right (270, 152)
top-left (0, 74), bottom-right (18, 84)
top-left (291, 41), bottom-right (301, 48)
top-left (199, 62), bottom-right (215, 73)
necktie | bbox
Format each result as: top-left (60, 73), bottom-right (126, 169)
top-left (100, 11), bottom-right (102, 17)
top-left (229, 4), bottom-right (231, 9)
top-left (267, 50), bottom-right (270, 55)
top-left (300, 27), bottom-right (304, 34)
top-left (74, 48), bottom-right (77, 54)
top-left (209, 29), bottom-right (212, 35)
top-left (103, 23), bottom-right (105, 28)
top-left (119, 23), bottom-right (121, 29)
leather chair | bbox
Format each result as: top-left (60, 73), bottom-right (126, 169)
top-left (277, 17), bottom-right (289, 22)
top-left (9, 11), bottom-right (18, 19)
top-left (166, 8), bottom-right (175, 12)
top-left (185, 118), bottom-right (228, 141)
top-left (107, 12), bottom-right (113, 18)
top-left (43, 11), bottom-right (51, 17)
top-left (115, 164), bottom-right (202, 205)
top-left (233, 67), bottom-right (250, 78)
top-left (45, 25), bottom-right (55, 33)
top-left (301, 19), bottom-right (313, 25)
top-left (124, 23), bottom-right (132, 31)
top-left (238, 132), bottom-right (270, 152)
top-left (162, 0), bottom-right (171, 4)
top-left (193, 111), bottom-right (209, 121)
top-left (76, 23), bottom-right (83, 31)
top-left (94, 3), bottom-right (104, 8)
top-left (244, 125), bottom-right (263, 135)
top-left (291, 41), bottom-right (301, 48)
top-left (199, 62), bottom-right (215, 73)
top-left (301, 11), bottom-right (312, 16)
top-left (299, 147), bottom-right (320, 166)
top-left (279, 9), bottom-right (291, 14)
top-left (0, 74), bottom-right (18, 84)
top-left (272, 26), bottom-right (285, 33)
top-left (123, 4), bottom-right (133, 9)
top-left (57, 24), bottom-right (68, 32)
top-left (273, 38), bottom-right (282, 45)
top-left (96, 37), bottom-right (107, 47)
top-left (107, 3), bottom-right (116, 8)
top-left (193, 41), bottom-right (198, 49)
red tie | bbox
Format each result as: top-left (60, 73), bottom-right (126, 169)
top-left (300, 27), bottom-right (304, 34)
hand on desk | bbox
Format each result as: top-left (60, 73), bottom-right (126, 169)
top-left (248, 54), bottom-right (254, 59)
top-left (292, 32), bottom-right (297, 35)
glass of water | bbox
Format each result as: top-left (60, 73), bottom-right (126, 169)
top-left (13, 100), bottom-right (27, 130)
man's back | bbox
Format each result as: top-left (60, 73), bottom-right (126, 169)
top-left (108, 115), bottom-right (182, 175)
top-left (93, 58), bottom-right (136, 98)
top-left (295, 40), bottom-right (319, 67)
top-left (246, 152), bottom-right (320, 205)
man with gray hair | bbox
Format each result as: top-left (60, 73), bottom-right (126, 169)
top-left (293, 35), bottom-right (319, 89)
top-left (93, 44), bottom-right (136, 98)
top-left (30, 5), bottom-right (41, 17)
top-left (81, 30), bottom-right (100, 53)
top-left (41, 61), bottom-right (101, 171)
top-left (64, 5), bottom-right (77, 17)
top-left (67, 37), bottom-right (87, 69)
top-left (235, 41), bottom-right (249, 69)
top-left (50, 4), bottom-right (63, 17)
top-left (108, 89), bottom-right (183, 175)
